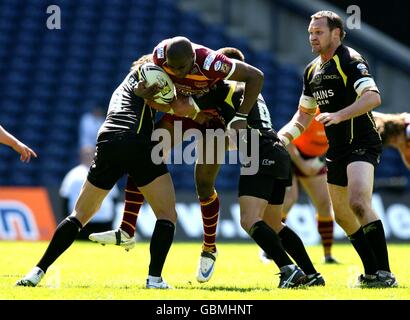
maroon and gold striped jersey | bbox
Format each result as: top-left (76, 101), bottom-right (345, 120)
top-left (153, 40), bottom-right (235, 97)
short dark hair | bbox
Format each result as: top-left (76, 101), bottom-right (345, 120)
top-left (311, 10), bottom-right (346, 40)
top-left (217, 47), bottom-right (245, 62)
top-left (130, 54), bottom-right (153, 72)
top-left (375, 113), bottom-right (407, 145)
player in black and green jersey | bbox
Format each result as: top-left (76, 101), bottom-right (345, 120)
top-left (278, 10), bottom-right (396, 288)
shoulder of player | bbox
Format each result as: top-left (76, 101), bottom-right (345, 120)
top-left (304, 57), bottom-right (320, 79)
top-left (337, 45), bottom-right (367, 67)
top-left (153, 39), bottom-right (169, 64)
top-left (195, 44), bottom-right (232, 73)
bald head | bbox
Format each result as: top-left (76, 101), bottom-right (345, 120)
top-left (166, 36), bottom-right (193, 60)
top-left (165, 36), bottom-right (195, 78)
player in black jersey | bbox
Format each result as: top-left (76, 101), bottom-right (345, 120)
top-left (192, 47), bottom-right (325, 288)
top-left (16, 64), bottom-right (178, 289)
top-left (278, 10), bottom-right (396, 287)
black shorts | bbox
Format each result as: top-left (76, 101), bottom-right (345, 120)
top-left (238, 140), bottom-right (292, 204)
top-left (326, 145), bottom-right (382, 187)
top-left (87, 132), bottom-right (168, 190)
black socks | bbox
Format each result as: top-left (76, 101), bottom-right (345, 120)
top-left (363, 220), bottom-right (391, 272)
top-left (279, 226), bottom-right (317, 275)
top-left (37, 216), bottom-right (82, 273)
top-left (148, 219), bottom-right (175, 277)
top-left (249, 221), bottom-right (293, 268)
top-left (348, 227), bottom-right (378, 275)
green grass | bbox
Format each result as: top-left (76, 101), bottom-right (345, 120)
top-left (1, 241), bottom-right (408, 300)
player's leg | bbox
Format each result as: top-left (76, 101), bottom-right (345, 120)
top-left (89, 118), bottom-right (176, 249)
top-left (259, 174), bottom-right (297, 263)
top-left (346, 161), bottom-right (396, 287)
top-left (194, 130), bottom-right (226, 282)
top-left (282, 174), bottom-right (298, 222)
top-left (263, 180), bottom-right (324, 286)
top-left (16, 180), bottom-right (110, 286)
top-left (138, 172), bottom-right (177, 289)
top-left (239, 171), bottom-right (306, 288)
top-left (299, 173), bottom-right (338, 263)
top-left (240, 194), bottom-right (305, 288)
top-left (328, 183), bottom-right (382, 287)
top-left (194, 162), bottom-right (221, 282)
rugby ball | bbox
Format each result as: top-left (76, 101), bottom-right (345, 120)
top-left (139, 63), bottom-right (176, 104)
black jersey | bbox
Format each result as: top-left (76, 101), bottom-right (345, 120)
top-left (302, 44), bottom-right (381, 159)
top-left (98, 70), bottom-right (156, 137)
top-left (195, 81), bottom-right (274, 132)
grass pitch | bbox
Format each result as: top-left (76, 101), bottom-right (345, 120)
top-left (1, 241), bottom-right (408, 300)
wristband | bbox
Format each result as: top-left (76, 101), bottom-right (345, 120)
top-left (227, 112), bottom-right (248, 129)
top-left (278, 121), bottom-right (305, 145)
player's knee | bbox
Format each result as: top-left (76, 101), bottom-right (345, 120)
top-left (334, 214), bottom-right (347, 228)
top-left (240, 214), bottom-right (257, 232)
top-left (349, 200), bottom-right (366, 220)
top-left (153, 208), bottom-right (177, 224)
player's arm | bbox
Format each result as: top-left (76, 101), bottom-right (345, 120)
top-left (278, 108), bottom-right (315, 146)
top-left (146, 97), bottom-right (212, 125)
top-left (316, 89), bottom-right (381, 126)
top-left (226, 61), bottom-right (264, 129)
top-left (287, 143), bottom-right (323, 176)
top-left (316, 58), bottom-right (381, 126)
top-left (278, 67), bottom-right (317, 146)
top-left (0, 125), bottom-right (37, 162)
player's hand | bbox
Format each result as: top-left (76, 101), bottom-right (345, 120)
top-left (192, 111), bottom-right (213, 124)
top-left (171, 96), bottom-right (195, 117)
top-left (13, 142), bottom-right (37, 163)
top-left (229, 119), bottom-right (247, 131)
top-left (315, 112), bottom-right (342, 126)
top-left (296, 157), bottom-right (324, 176)
top-left (133, 80), bottom-right (159, 100)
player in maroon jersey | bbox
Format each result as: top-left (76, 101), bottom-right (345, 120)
top-left (89, 37), bottom-right (264, 283)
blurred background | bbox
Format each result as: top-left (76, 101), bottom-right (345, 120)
top-left (0, 0), bottom-right (409, 243)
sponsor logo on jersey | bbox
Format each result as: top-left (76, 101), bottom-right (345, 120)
top-left (312, 89), bottom-right (334, 100)
top-left (203, 53), bottom-right (216, 71)
top-left (128, 75), bottom-right (137, 86)
top-left (220, 63), bottom-right (231, 74)
top-left (323, 74), bottom-right (340, 80)
top-left (262, 159), bottom-right (275, 166)
top-left (157, 46), bottom-right (164, 59)
top-left (214, 60), bottom-right (222, 71)
top-left (312, 73), bottom-right (322, 85)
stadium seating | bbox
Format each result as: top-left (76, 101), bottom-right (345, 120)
top-left (0, 0), bottom-right (408, 190)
